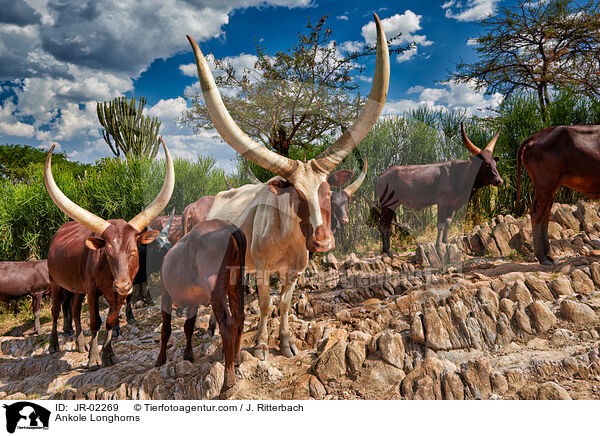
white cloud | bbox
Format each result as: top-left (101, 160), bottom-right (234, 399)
top-left (467, 38), bottom-right (479, 46)
top-left (443, 0), bottom-right (499, 22)
top-left (361, 11), bottom-right (432, 47)
top-left (359, 11), bottom-right (432, 64)
top-left (384, 81), bottom-right (502, 117)
top-left (340, 40), bottom-right (365, 53)
top-left (0, 0), bottom-right (310, 152)
top-left (396, 46), bottom-right (418, 63)
top-left (337, 15), bottom-right (348, 21)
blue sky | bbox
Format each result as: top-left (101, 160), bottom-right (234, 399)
top-left (0, 0), bottom-right (503, 170)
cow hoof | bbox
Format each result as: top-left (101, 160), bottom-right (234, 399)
top-left (280, 343), bottom-right (298, 358)
top-left (87, 357), bottom-right (102, 371)
top-left (102, 354), bottom-right (117, 366)
top-left (49, 343), bottom-right (60, 354)
top-left (143, 298), bottom-right (154, 306)
top-left (253, 343), bottom-right (269, 361)
top-left (184, 350), bottom-right (194, 362)
top-left (112, 327), bottom-right (121, 338)
top-left (62, 328), bottom-right (74, 336)
top-left (219, 387), bottom-right (234, 400)
top-left (155, 354), bottom-right (167, 367)
top-left (540, 259), bottom-right (554, 266)
top-left (126, 317), bottom-right (137, 325)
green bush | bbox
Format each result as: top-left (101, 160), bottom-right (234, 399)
top-left (0, 155), bottom-right (229, 261)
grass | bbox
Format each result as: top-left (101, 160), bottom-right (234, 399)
top-left (0, 298), bottom-right (52, 336)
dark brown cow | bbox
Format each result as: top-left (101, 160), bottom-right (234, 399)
top-left (517, 125), bottom-right (600, 264)
top-left (156, 219), bottom-right (247, 396)
top-left (330, 157), bottom-right (368, 234)
top-left (376, 123), bottom-right (503, 253)
top-left (45, 139), bottom-right (174, 369)
top-left (0, 260), bottom-right (50, 333)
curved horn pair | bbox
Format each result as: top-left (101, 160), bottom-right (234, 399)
top-left (187, 13), bottom-right (389, 176)
top-left (343, 157), bottom-right (368, 197)
top-left (461, 122), bottom-right (500, 155)
top-left (44, 138), bottom-right (175, 235)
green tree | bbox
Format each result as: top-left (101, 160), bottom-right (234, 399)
top-left (0, 144), bottom-right (87, 182)
top-left (97, 96), bottom-right (162, 158)
top-left (450, 0), bottom-right (600, 120)
top-left (181, 15), bottom-right (404, 161)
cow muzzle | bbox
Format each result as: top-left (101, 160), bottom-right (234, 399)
top-left (307, 225), bottom-right (335, 252)
top-left (113, 281), bottom-right (133, 296)
top-left (493, 178), bottom-right (504, 187)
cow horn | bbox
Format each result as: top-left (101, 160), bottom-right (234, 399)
top-left (128, 137), bottom-right (175, 233)
top-left (245, 159), bottom-right (261, 184)
top-left (460, 122), bottom-right (481, 155)
top-left (485, 128), bottom-right (501, 153)
top-left (343, 157), bottom-right (368, 197)
top-left (187, 35), bottom-right (297, 179)
top-left (44, 144), bottom-right (111, 236)
top-left (314, 14), bottom-right (389, 174)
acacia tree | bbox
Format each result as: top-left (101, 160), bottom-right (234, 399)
top-left (181, 16), bottom-right (403, 164)
top-left (450, 0), bottom-right (600, 120)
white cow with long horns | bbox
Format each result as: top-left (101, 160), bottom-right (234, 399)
top-left (186, 14), bottom-right (389, 359)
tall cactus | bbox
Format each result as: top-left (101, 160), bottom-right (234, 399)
top-left (97, 96), bottom-right (161, 159)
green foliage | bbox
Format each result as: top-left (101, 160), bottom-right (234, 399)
top-left (97, 96), bottom-right (162, 159)
top-left (0, 156), bottom-right (229, 261)
top-left (0, 144), bottom-right (87, 182)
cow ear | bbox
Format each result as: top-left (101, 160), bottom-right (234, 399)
top-left (494, 156), bottom-right (500, 162)
top-left (268, 178), bottom-right (291, 195)
top-left (327, 170), bottom-right (354, 187)
top-left (137, 229), bottom-right (160, 245)
top-left (85, 237), bottom-right (106, 250)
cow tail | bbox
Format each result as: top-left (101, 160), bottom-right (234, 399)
top-left (516, 139), bottom-right (527, 205)
top-left (231, 226), bottom-right (247, 313)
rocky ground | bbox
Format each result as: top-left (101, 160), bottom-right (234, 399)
top-left (1, 201), bottom-right (600, 400)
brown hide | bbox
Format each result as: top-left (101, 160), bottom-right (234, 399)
top-left (517, 125), bottom-right (600, 264)
top-left (157, 219), bottom-right (246, 393)
top-left (182, 196), bottom-right (215, 235)
top-left (149, 214), bottom-right (183, 244)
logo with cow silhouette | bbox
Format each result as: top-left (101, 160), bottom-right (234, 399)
top-left (3, 402), bottom-right (50, 433)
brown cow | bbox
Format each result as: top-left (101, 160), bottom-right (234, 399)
top-left (45, 139), bottom-right (174, 369)
top-left (0, 260), bottom-right (50, 333)
top-left (517, 125), bottom-right (600, 264)
top-left (376, 123), bottom-right (502, 253)
top-left (186, 14), bottom-right (388, 360)
top-left (156, 219), bottom-right (247, 396)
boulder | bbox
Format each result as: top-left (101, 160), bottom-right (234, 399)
top-left (377, 331), bottom-right (405, 369)
top-left (571, 269), bottom-right (595, 296)
top-left (560, 300), bottom-right (598, 324)
top-left (314, 340), bottom-right (348, 383)
top-left (524, 276), bottom-right (554, 301)
top-left (528, 301), bottom-right (557, 333)
top-left (537, 382), bottom-right (572, 400)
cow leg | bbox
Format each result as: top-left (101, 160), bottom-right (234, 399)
top-left (184, 306), bottom-right (198, 362)
top-left (141, 282), bottom-right (153, 305)
top-left (101, 296), bottom-right (124, 367)
top-left (211, 289), bottom-right (236, 397)
top-left (207, 314), bottom-right (217, 337)
top-left (379, 207), bottom-right (394, 254)
top-left (31, 293), bottom-right (42, 334)
top-left (49, 284), bottom-right (62, 354)
top-left (61, 289), bottom-right (74, 336)
top-left (125, 293), bottom-right (136, 324)
top-left (70, 293), bottom-right (86, 353)
top-left (436, 206), bottom-right (455, 247)
top-left (531, 191), bottom-right (555, 265)
top-left (227, 268), bottom-right (246, 365)
top-left (253, 271), bottom-right (272, 361)
top-left (87, 292), bottom-right (102, 370)
top-left (155, 287), bottom-right (172, 367)
top-left (279, 272), bottom-right (298, 358)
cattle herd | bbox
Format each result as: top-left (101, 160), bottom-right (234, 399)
top-left (2, 14), bottom-right (600, 398)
